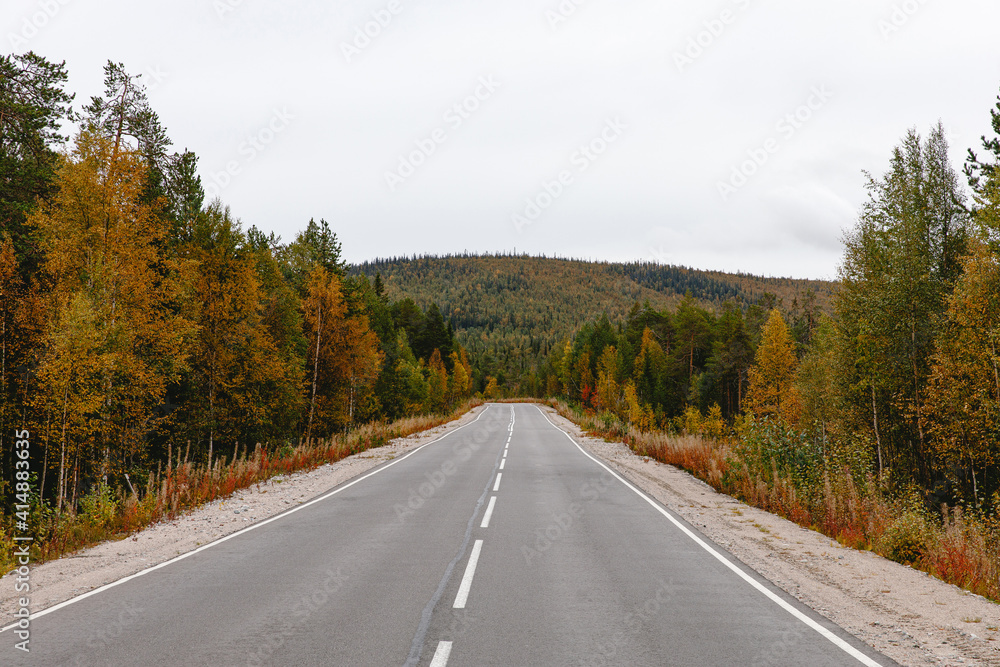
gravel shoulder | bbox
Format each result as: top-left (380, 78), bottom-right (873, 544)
top-left (0, 406), bottom-right (486, 627)
top-left (541, 406), bottom-right (1000, 667)
top-left (5, 403), bottom-right (1000, 666)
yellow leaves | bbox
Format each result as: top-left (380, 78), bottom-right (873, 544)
top-left (448, 349), bottom-right (473, 402)
top-left (622, 380), bottom-right (654, 432)
top-left (633, 326), bottom-right (666, 380)
top-left (27, 129), bottom-right (191, 475)
top-left (747, 309), bottom-right (802, 425)
top-left (926, 238), bottom-right (1000, 468)
top-left (32, 132), bottom-right (163, 302)
top-left (595, 345), bottom-right (620, 414)
top-left (303, 265), bottom-right (383, 432)
top-left (483, 376), bottom-right (499, 399)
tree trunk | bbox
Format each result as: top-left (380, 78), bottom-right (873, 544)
top-left (971, 454), bottom-right (979, 508)
top-left (40, 413), bottom-right (51, 501)
top-left (208, 367), bottom-right (214, 468)
top-left (871, 381), bottom-right (883, 479)
top-left (991, 338), bottom-right (1000, 404)
top-left (306, 300), bottom-right (323, 442)
top-left (911, 321), bottom-right (926, 455)
top-left (70, 447), bottom-right (80, 508)
top-left (57, 384), bottom-right (70, 512)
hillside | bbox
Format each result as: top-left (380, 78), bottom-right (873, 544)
top-left (351, 255), bottom-right (834, 381)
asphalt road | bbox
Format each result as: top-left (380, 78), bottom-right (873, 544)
top-left (3, 404), bottom-right (896, 666)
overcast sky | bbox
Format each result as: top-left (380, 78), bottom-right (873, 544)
top-left (7, 0), bottom-right (1000, 279)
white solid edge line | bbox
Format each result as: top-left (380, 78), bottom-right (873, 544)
top-left (429, 640), bottom-right (453, 667)
top-left (533, 406), bottom-right (884, 667)
top-left (492, 472), bottom-right (502, 492)
top-left (453, 539), bottom-right (484, 609)
top-left (0, 405), bottom-right (494, 633)
top-left (481, 496), bottom-right (497, 528)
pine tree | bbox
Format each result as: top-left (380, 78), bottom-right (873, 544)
top-left (0, 52), bottom-right (74, 267)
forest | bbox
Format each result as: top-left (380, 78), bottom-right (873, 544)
top-left (353, 253), bottom-right (830, 394)
top-left (2, 51), bottom-right (1000, 594)
top-left (539, 112), bottom-right (1000, 512)
top-left (0, 54), bottom-right (478, 534)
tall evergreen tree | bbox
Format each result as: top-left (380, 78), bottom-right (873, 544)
top-left (0, 52), bottom-right (74, 267)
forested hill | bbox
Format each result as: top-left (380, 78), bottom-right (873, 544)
top-left (351, 254), bottom-right (833, 384)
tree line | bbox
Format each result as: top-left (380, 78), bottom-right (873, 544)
top-left (543, 107), bottom-right (1000, 511)
top-left (354, 254), bottom-right (828, 396)
top-left (0, 54), bottom-right (477, 513)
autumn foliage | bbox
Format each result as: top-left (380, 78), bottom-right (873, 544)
top-left (0, 58), bottom-right (480, 561)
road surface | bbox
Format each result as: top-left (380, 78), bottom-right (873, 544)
top-left (3, 404), bottom-right (895, 666)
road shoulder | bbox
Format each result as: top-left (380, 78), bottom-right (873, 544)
top-left (541, 406), bottom-right (1000, 667)
top-left (0, 406), bottom-right (488, 626)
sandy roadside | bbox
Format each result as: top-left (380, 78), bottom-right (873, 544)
top-left (540, 406), bottom-right (1000, 667)
top-left (4, 403), bottom-right (999, 666)
top-left (0, 406), bottom-right (487, 626)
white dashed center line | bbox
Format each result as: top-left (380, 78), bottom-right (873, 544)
top-left (430, 640), bottom-right (452, 666)
top-left (481, 496), bottom-right (497, 528)
top-left (493, 473), bottom-right (502, 492)
top-left (454, 539), bottom-right (484, 609)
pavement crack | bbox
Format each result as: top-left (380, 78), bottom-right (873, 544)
top-left (402, 430), bottom-right (505, 667)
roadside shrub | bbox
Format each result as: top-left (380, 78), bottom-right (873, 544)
top-left (79, 481), bottom-right (118, 529)
top-left (876, 510), bottom-right (930, 565)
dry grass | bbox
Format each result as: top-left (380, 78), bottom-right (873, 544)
top-left (2, 401), bottom-right (482, 571)
top-left (549, 399), bottom-right (1000, 602)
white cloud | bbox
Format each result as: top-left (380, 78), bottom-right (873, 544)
top-left (10, 0), bottom-right (1000, 278)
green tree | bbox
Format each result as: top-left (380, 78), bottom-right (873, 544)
top-left (837, 123), bottom-right (969, 483)
top-left (966, 84), bottom-right (1000, 217)
top-left (0, 52), bottom-right (74, 267)
top-left (673, 292), bottom-right (712, 389)
top-left (795, 315), bottom-right (840, 445)
top-left (83, 61), bottom-right (172, 204)
top-left (280, 218), bottom-right (344, 295)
